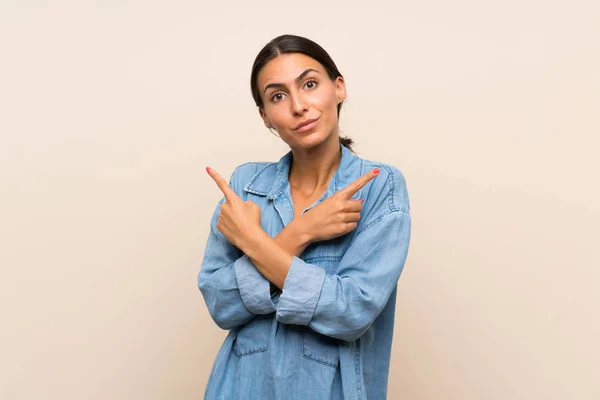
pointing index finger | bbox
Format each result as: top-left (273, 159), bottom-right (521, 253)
top-left (339, 168), bottom-right (380, 199)
top-left (206, 167), bottom-right (237, 202)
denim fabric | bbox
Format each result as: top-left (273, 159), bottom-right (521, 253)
top-left (198, 144), bottom-right (411, 400)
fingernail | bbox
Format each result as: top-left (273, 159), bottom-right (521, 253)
top-left (373, 168), bottom-right (380, 175)
top-left (359, 199), bottom-right (364, 203)
top-left (206, 167), bottom-right (211, 174)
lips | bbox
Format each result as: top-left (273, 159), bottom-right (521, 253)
top-left (294, 117), bottom-right (319, 131)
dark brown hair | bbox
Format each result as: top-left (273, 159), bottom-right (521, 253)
top-left (250, 34), bottom-right (355, 153)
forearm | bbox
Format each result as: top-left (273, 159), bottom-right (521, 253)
top-left (241, 219), bottom-right (312, 290)
top-left (274, 218), bottom-right (313, 258)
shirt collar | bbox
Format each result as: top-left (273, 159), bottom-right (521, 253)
top-left (243, 143), bottom-right (364, 200)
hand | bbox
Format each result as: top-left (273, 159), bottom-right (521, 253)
top-left (301, 168), bottom-right (380, 242)
top-left (206, 167), bottom-right (263, 250)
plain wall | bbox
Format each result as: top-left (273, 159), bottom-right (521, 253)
top-left (1, 1), bottom-right (598, 399)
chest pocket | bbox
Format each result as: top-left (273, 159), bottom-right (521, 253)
top-left (300, 234), bottom-right (351, 273)
top-left (302, 326), bottom-right (340, 368)
top-left (232, 313), bottom-right (272, 357)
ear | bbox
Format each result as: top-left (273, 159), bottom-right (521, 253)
top-left (334, 76), bottom-right (347, 104)
top-left (258, 108), bottom-right (272, 128)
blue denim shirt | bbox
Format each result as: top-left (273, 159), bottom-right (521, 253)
top-left (198, 144), bottom-right (411, 400)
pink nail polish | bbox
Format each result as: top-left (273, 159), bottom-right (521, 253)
top-left (206, 167), bottom-right (211, 173)
top-left (373, 168), bottom-right (380, 175)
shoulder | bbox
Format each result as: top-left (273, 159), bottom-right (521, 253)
top-left (360, 157), bottom-right (411, 217)
top-left (231, 161), bottom-right (271, 179)
top-left (227, 161), bottom-right (274, 198)
top-left (230, 161), bottom-right (274, 182)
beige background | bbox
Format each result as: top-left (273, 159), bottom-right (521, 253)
top-left (1, 1), bottom-right (599, 399)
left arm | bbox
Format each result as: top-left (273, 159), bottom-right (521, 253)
top-left (241, 209), bottom-right (411, 342)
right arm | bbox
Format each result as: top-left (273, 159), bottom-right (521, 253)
top-left (198, 196), bottom-right (272, 330)
top-left (197, 167), bottom-right (311, 330)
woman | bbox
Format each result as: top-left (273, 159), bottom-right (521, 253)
top-left (198, 34), bottom-right (411, 400)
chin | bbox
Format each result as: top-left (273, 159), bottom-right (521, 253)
top-left (295, 131), bottom-right (334, 149)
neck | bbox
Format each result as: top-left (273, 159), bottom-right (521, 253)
top-left (288, 135), bottom-right (341, 194)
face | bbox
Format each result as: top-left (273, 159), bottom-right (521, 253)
top-left (257, 53), bottom-right (346, 149)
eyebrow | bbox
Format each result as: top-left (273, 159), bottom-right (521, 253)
top-left (263, 68), bottom-right (319, 94)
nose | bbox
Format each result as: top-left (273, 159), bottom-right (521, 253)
top-left (290, 91), bottom-right (308, 115)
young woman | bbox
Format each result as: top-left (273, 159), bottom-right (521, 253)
top-left (198, 34), bottom-right (412, 400)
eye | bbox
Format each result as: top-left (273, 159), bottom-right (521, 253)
top-left (270, 80), bottom-right (318, 103)
top-left (304, 79), bottom-right (318, 89)
top-left (271, 92), bottom-right (285, 102)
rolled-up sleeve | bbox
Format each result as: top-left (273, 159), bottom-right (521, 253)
top-left (275, 209), bottom-right (411, 342)
top-left (198, 168), bottom-right (276, 330)
top-left (234, 254), bottom-right (278, 314)
top-left (275, 258), bottom-right (326, 326)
